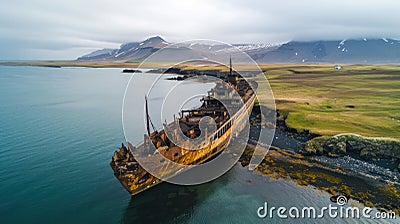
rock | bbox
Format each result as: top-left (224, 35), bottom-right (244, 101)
top-left (301, 136), bottom-right (328, 155)
top-left (304, 134), bottom-right (400, 162)
top-left (347, 140), bottom-right (366, 152)
top-left (360, 149), bottom-right (377, 160)
top-left (330, 195), bottom-right (339, 203)
top-left (122, 69), bottom-right (141, 73)
top-left (324, 137), bottom-right (347, 155)
top-left (327, 152), bottom-right (339, 158)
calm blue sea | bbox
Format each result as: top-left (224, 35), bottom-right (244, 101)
top-left (0, 66), bottom-right (392, 224)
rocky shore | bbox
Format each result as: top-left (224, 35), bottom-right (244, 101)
top-left (245, 105), bottom-right (400, 214)
top-left (304, 134), bottom-right (400, 159)
top-left (148, 67), bottom-right (244, 81)
top-left (302, 134), bottom-right (400, 170)
top-left (240, 143), bottom-right (400, 214)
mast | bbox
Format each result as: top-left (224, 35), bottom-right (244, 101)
top-left (145, 95), bottom-right (151, 136)
top-left (227, 55), bottom-right (237, 86)
top-left (145, 95), bottom-right (157, 136)
top-left (229, 55), bottom-right (232, 77)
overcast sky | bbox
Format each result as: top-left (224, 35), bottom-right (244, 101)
top-left (1, 0), bottom-right (399, 60)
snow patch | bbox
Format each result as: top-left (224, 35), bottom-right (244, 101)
top-left (216, 43), bottom-right (278, 53)
top-left (115, 52), bottom-right (126, 58)
top-left (337, 39), bottom-right (346, 50)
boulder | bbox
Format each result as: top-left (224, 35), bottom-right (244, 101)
top-left (324, 136), bottom-right (347, 155)
top-left (301, 136), bottom-right (329, 155)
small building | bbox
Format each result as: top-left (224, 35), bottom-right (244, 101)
top-left (334, 65), bottom-right (342, 70)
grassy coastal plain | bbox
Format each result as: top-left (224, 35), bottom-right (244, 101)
top-left (262, 64), bottom-right (400, 139)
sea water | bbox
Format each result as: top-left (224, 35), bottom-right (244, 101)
top-left (0, 66), bottom-right (393, 224)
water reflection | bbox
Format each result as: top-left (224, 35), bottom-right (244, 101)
top-left (122, 171), bottom-right (233, 224)
top-left (122, 184), bottom-right (195, 223)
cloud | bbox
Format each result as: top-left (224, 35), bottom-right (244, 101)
top-left (0, 0), bottom-right (399, 60)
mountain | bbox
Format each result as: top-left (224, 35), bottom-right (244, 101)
top-left (77, 48), bottom-right (116, 61)
top-left (77, 36), bottom-right (169, 61)
top-left (77, 37), bottom-right (400, 64)
top-left (255, 38), bottom-right (400, 64)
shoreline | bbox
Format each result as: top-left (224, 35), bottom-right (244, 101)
top-left (0, 61), bottom-right (142, 68)
top-left (246, 105), bottom-right (400, 214)
top-left (242, 143), bottom-right (400, 214)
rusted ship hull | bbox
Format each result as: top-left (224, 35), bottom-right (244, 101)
top-left (111, 92), bottom-right (256, 196)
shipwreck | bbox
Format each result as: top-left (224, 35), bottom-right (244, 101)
top-left (110, 58), bottom-right (257, 195)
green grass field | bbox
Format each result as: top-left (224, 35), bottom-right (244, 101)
top-left (261, 64), bottom-right (400, 139)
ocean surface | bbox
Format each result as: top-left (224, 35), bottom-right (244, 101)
top-left (0, 66), bottom-right (395, 224)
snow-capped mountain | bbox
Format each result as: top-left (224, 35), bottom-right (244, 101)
top-left (256, 38), bottom-right (400, 63)
top-left (77, 36), bottom-right (169, 61)
top-left (77, 37), bottom-right (400, 64)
